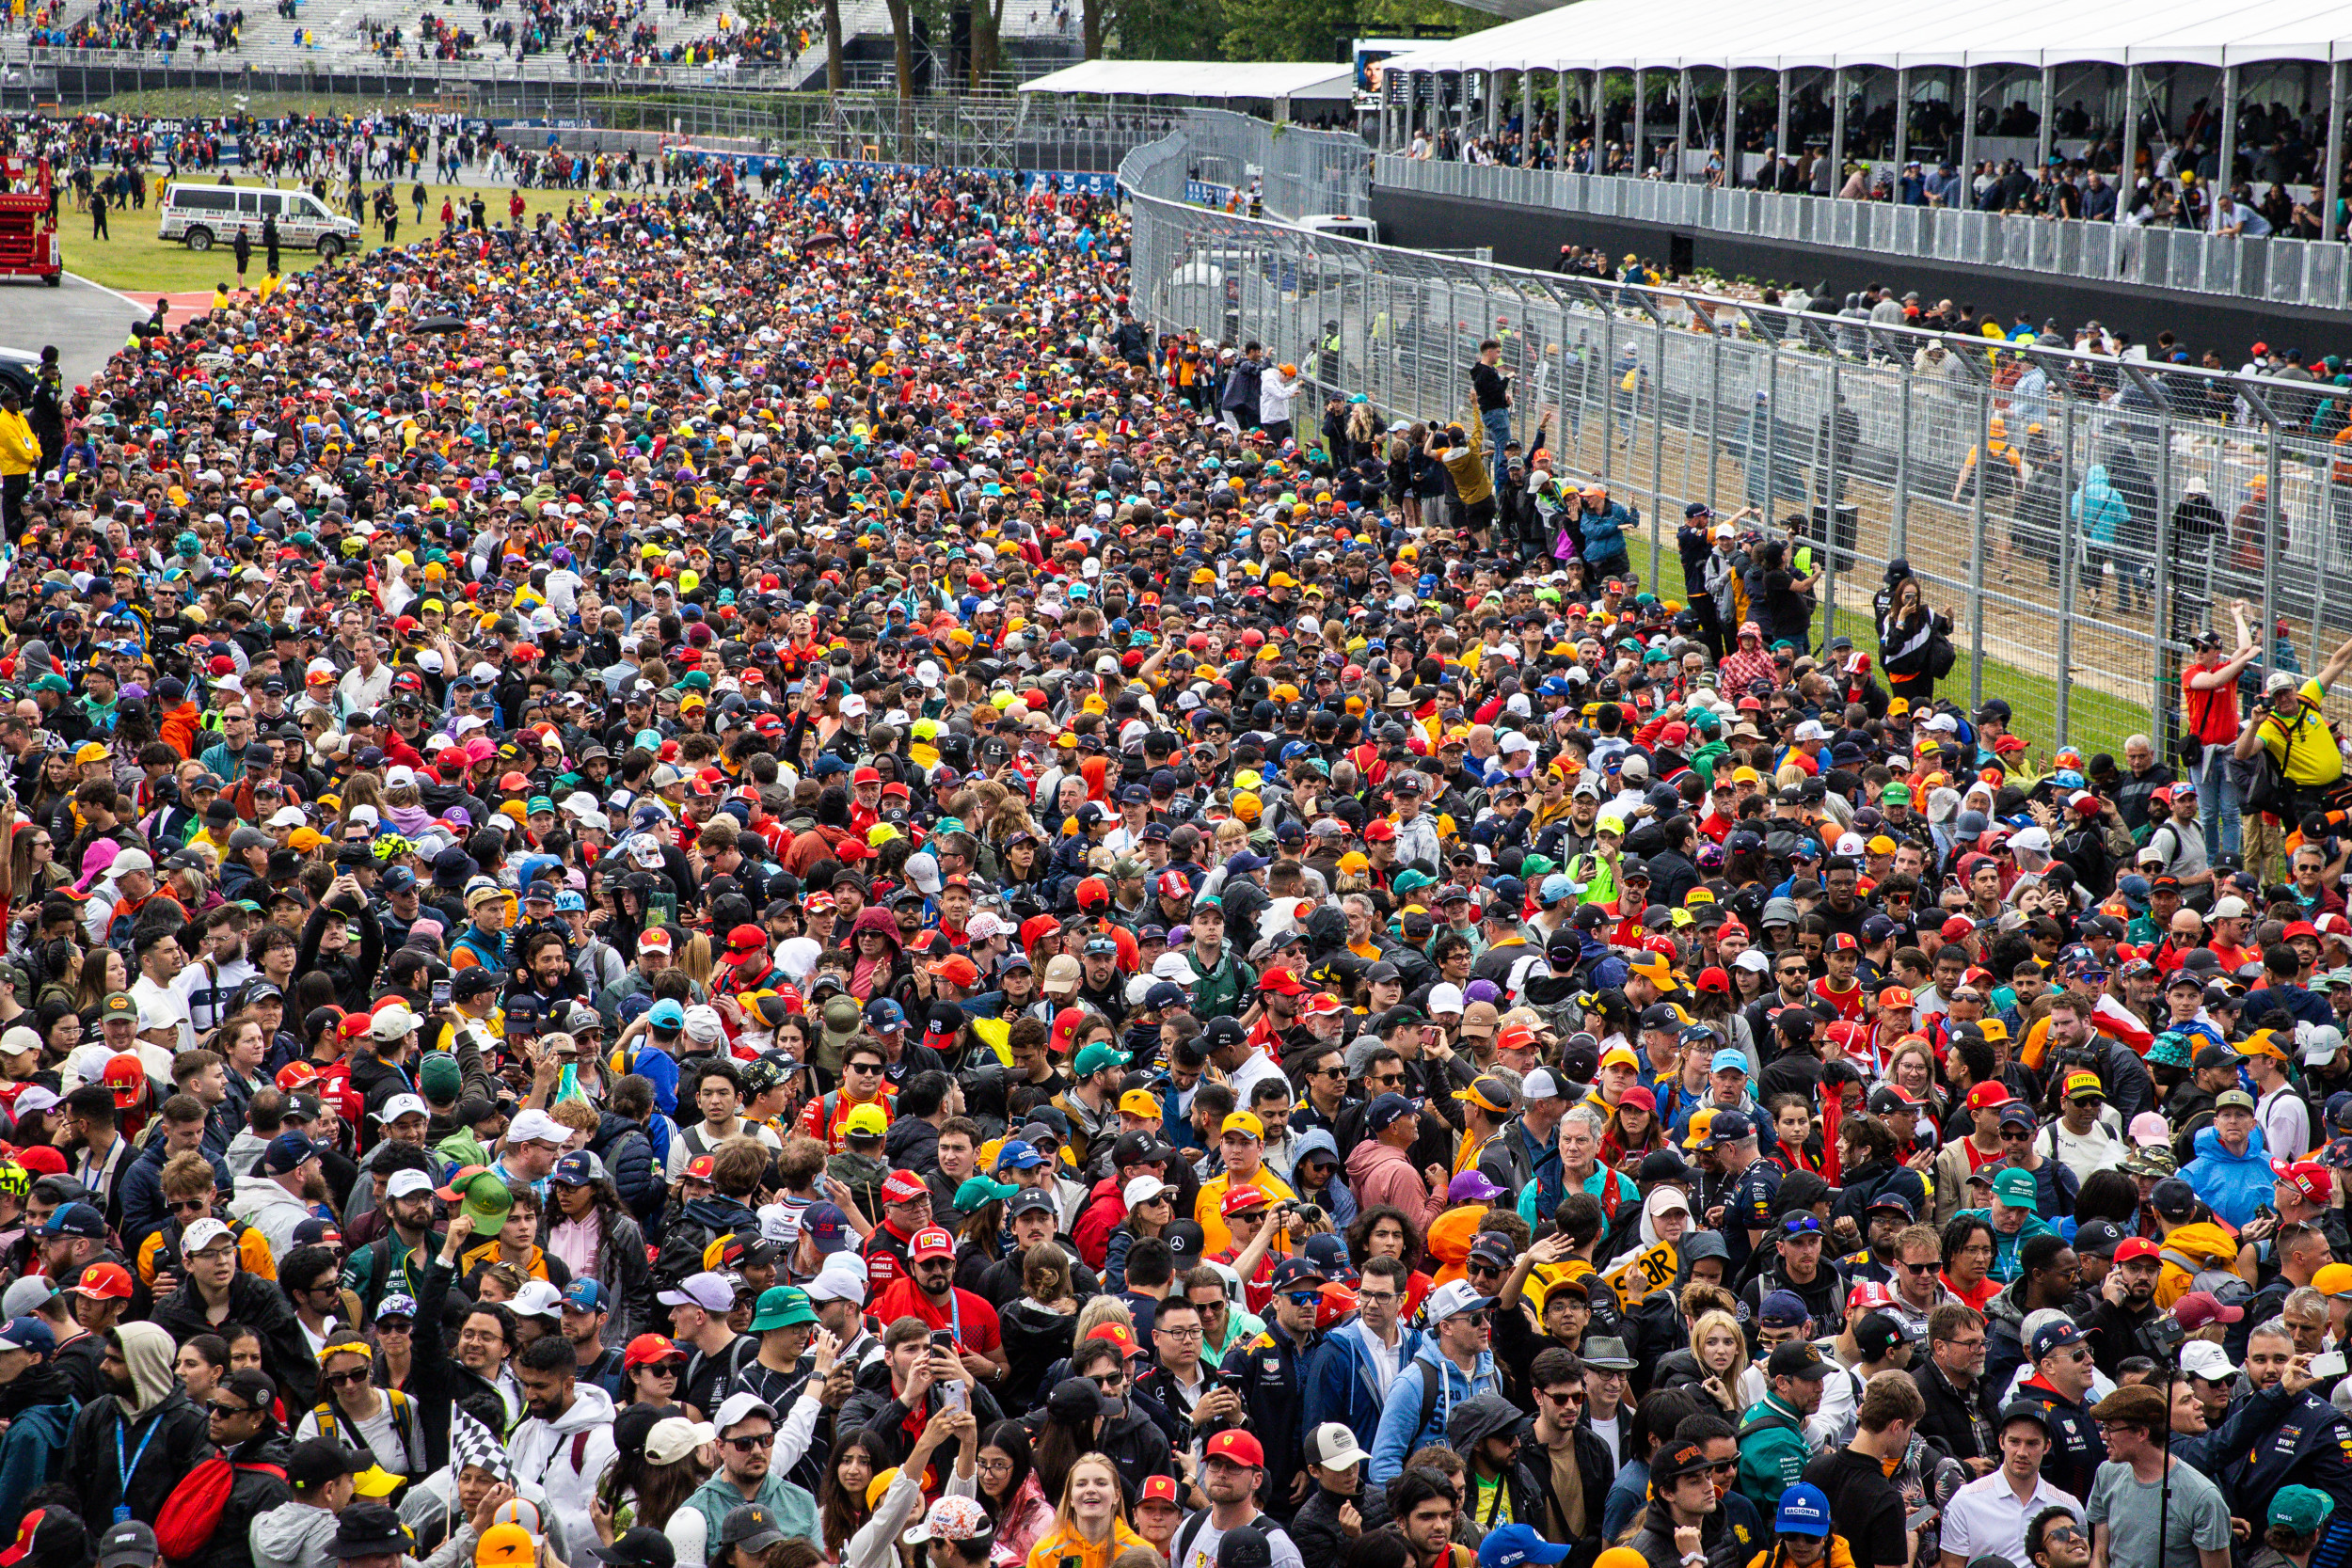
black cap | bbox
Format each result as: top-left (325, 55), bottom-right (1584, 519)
top-left (287, 1438), bottom-right (369, 1491)
top-left (1766, 1340), bottom-right (1832, 1380)
top-left (1218, 1527), bottom-right (1276, 1568)
top-left (588, 1529), bottom-right (678, 1568)
top-left (325, 1502), bottom-right (407, 1560)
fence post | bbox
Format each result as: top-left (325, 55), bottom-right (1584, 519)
top-left (2153, 396), bottom-right (2177, 752)
top-left (1893, 359), bottom-right (1911, 560)
top-left (1705, 319), bottom-right (1722, 512)
top-left (1599, 298), bottom-right (1618, 492)
top-left (1821, 353), bottom-right (1840, 641)
top-left (1968, 377), bottom-right (1990, 714)
top-left (1649, 304), bottom-right (1665, 587)
top-left (2055, 389), bottom-right (2077, 748)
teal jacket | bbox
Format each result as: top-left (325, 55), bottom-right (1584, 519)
top-left (1736, 1392), bottom-right (1812, 1517)
top-left (685, 1468), bottom-right (818, 1555)
top-left (0, 1387), bottom-right (77, 1529)
top-left (1955, 1207), bottom-right (2060, 1283)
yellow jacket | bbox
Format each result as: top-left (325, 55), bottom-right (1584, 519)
top-left (1027, 1520), bottom-right (1148, 1568)
top-left (0, 408), bottom-right (40, 477)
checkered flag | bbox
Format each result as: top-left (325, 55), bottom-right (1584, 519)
top-left (451, 1405), bottom-right (512, 1482)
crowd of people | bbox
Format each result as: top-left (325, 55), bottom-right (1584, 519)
top-left (1402, 89), bottom-right (2344, 238)
top-left (0, 132), bottom-right (2349, 1568)
top-left (39, 0), bottom-right (244, 56)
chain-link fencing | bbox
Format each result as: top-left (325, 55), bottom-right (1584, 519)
top-left (1123, 128), bottom-right (2352, 757)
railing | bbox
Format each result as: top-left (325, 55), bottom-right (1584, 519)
top-left (12, 39), bottom-right (818, 89)
top-left (1163, 108), bottom-right (1372, 219)
top-left (1123, 128), bottom-right (2352, 755)
top-left (1375, 154), bottom-right (2352, 313)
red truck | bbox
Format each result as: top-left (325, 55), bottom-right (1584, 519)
top-left (0, 157), bottom-right (63, 287)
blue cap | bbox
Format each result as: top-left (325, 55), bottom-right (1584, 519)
top-left (995, 1139), bottom-right (1045, 1172)
top-left (1478, 1526), bottom-right (1573, 1568)
top-left (261, 1131), bottom-right (319, 1176)
top-left (0, 1314), bottom-right (55, 1354)
top-left (2030, 1319), bottom-right (2086, 1359)
top-left (377, 1293), bottom-right (418, 1320)
top-left (1539, 875), bottom-right (1575, 905)
top-left (554, 890), bottom-right (586, 913)
top-left (1365, 1092), bottom-right (1418, 1133)
top-left (1709, 1048), bottom-right (1749, 1075)
top-left (864, 997), bottom-right (905, 1030)
top-left (803, 1202), bottom-right (851, 1254)
top-left (550, 1151), bottom-right (599, 1187)
top-left (561, 1279), bottom-right (606, 1310)
top-left (1775, 1483), bottom-right (1833, 1538)
top-left (1758, 1290), bottom-right (1811, 1329)
top-left (1703, 1110), bottom-right (1756, 1145)
top-left (647, 999), bottom-right (687, 1030)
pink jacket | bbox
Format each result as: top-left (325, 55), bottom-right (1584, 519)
top-left (1346, 1137), bottom-right (1446, 1228)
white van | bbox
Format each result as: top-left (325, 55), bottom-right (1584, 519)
top-left (156, 183), bottom-right (362, 260)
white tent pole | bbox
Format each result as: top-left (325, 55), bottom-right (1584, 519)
top-left (2038, 64), bottom-right (2055, 170)
top-left (1832, 65), bottom-right (1847, 176)
top-left (2120, 63), bottom-right (2139, 194)
top-left (1774, 67), bottom-right (1790, 185)
top-left (2219, 64), bottom-right (2239, 196)
top-left (1961, 65), bottom-right (1978, 189)
top-left (2325, 60), bottom-right (2344, 242)
top-left (1896, 66), bottom-right (1910, 163)
top-left (1634, 66), bottom-right (1647, 174)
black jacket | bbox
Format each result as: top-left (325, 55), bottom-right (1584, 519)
top-left (1231, 1321), bottom-right (1317, 1522)
top-left (188, 1433), bottom-right (294, 1568)
top-left (1908, 1356), bottom-right (1993, 1467)
top-left (1624, 1494), bottom-right (1750, 1568)
top-left (1293, 1479), bottom-right (1392, 1568)
top-left (411, 1257), bottom-right (512, 1470)
top-left (1516, 1423), bottom-right (1616, 1553)
top-left (68, 1383), bottom-right (213, 1530)
top-left (151, 1271), bottom-right (320, 1412)
top-left (841, 1357), bottom-right (1005, 1477)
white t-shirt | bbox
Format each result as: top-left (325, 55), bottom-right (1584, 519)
top-left (297, 1395), bottom-right (412, 1474)
top-left (131, 974), bottom-right (195, 1054)
top-left (2260, 1084), bottom-right (2312, 1163)
top-left (1181, 1517), bottom-right (1306, 1568)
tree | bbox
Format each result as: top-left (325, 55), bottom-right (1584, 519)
top-left (1113, 0), bottom-right (1223, 58)
top-left (730, 0), bottom-right (835, 89)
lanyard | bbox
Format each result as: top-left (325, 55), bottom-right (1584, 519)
top-left (117, 1411), bottom-right (163, 1496)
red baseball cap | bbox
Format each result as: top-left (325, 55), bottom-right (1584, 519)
top-left (1221, 1186), bottom-right (1271, 1218)
top-left (71, 1262), bottom-right (133, 1301)
top-left (682, 1154), bottom-right (717, 1183)
top-left (881, 1169), bottom-right (930, 1206)
top-left (1086, 1323), bottom-right (1143, 1357)
top-left (1260, 967), bottom-right (1310, 997)
top-left (1138, 1476), bottom-right (1183, 1508)
top-left (1965, 1082), bottom-right (2011, 1111)
top-left (928, 956), bottom-right (982, 990)
top-left (1205, 1430), bottom-right (1265, 1467)
top-left (2275, 1158), bottom-right (2333, 1207)
top-left (623, 1333), bottom-right (682, 1369)
top-left (2113, 1237), bottom-right (2162, 1265)
top-left (910, 1227), bottom-right (957, 1262)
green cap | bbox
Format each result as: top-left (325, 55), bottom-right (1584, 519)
top-left (2273, 1487), bottom-right (2336, 1535)
top-left (1073, 1041), bottom-right (1128, 1077)
top-left (1883, 783), bottom-right (1912, 803)
top-left (418, 1053), bottom-right (462, 1101)
top-left (749, 1286), bottom-right (817, 1333)
top-left (1991, 1166), bottom-right (2040, 1211)
top-left (955, 1175), bottom-right (1021, 1211)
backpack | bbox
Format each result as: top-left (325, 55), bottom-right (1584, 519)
top-left (155, 1453), bottom-right (288, 1560)
top-left (311, 1388), bottom-right (423, 1470)
top-left (2159, 1245), bottom-right (2251, 1304)
top-left (1172, 1510), bottom-right (1301, 1568)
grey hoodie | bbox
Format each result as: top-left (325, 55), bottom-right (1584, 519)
top-left (249, 1502), bottom-right (342, 1568)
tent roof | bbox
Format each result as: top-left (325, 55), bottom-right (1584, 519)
top-left (1020, 60), bottom-right (1354, 100)
top-left (1381, 0), bottom-right (2352, 74)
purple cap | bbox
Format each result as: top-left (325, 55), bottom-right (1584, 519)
top-left (1449, 1169), bottom-right (1506, 1205)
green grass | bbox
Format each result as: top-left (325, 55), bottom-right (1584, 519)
top-left (1657, 553), bottom-right (2158, 752)
top-left (59, 182), bottom-right (584, 294)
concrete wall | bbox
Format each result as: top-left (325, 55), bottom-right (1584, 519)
top-left (1371, 185), bottom-right (2352, 353)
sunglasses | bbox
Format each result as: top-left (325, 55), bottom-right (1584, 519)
top-left (168, 1198), bottom-right (210, 1215)
top-left (324, 1368), bottom-right (373, 1388)
top-left (644, 1359), bottom-right (687, 1376)
top-left (208, 1401), bottom-right (256, 1417)
top-left (726, 1433), bottom-right (776, 1451)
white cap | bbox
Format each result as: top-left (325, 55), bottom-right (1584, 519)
top-left (711, 1390), bottom-right (778, 1435)
top-left (1308, 1423), bottom-right (1371, 1470)
top-left (805, 1252), bottom-right (868, 1304)
top-left (644, 1417), bottom-right (714, 1465)
top-left (267, 806), bottom-right (308, 829)
top-left (183, 1217), bottom-right (234, 1254)
top-left (505, 1108), bottom-right (569, 1147)
top-left (111, 848), bottom-right (154, 877)
top-left (386, 1168), bottom-right (437, 1200)
top-left (1733, 949), bottom-right (1772, 974)
top-left (2181, 1340), bottom-right (2238, 1381)
top-left (510, 1279), bottom-right (564, 1321)
top-left (682, 1004), bottom-right (725, 1043)
top-left (385, 766), bottom-right (419, 790)
top-left (1522, 1068), bottom-right (1565, 1101)
top-left (378, 1092), bottom-right (428, 1124)
top-left (1123, 1175), bottom-right (1175, 1210)
top-left (1426, 983), bottom-right (1465, 1016)
top-left (2212, 895), bottom-right (2251, 920)
top-left (370, 1005), bottom-right (419, 1043)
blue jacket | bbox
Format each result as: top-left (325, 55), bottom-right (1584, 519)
top-left (0, 1387), bottom-right (75, 1529)
top-left (1371, 1339), bottom-right (1502, 1484)
top-left (2185, 1122), bottom-right (2274, 1227)
top-left (119, 1135), bottom-right (230, 1254)
top-left (1305, 1317), bottom-right (1426, 1443)
top-left (1580, 500), bottom-right (1636, 563)
top-left (2070, 465), bottom-right (2129, 546)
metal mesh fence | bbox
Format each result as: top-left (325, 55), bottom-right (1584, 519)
top-left (1123, 135), bottom-right (2352, 757)
top-left (1378, 155), bottom-right (2352, 313)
